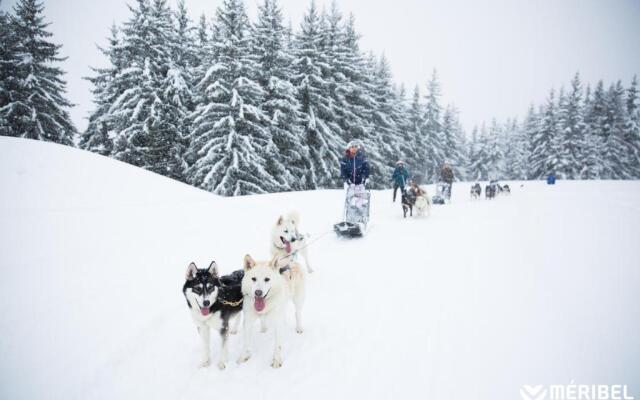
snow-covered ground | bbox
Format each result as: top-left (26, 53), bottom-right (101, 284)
top-left (1, 136), bottom-right (639, 400)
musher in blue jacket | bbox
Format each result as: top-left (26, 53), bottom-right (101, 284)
top-left (340, 140), bottom-right (370, 186)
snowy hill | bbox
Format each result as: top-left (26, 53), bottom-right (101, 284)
top-left (1, 137), bottom-right (639, 400)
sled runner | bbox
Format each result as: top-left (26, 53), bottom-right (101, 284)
top-left (334, 185), bottom-right (370, 238)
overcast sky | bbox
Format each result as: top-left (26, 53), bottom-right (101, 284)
top-left (2, 0), bottom-right (639, 132)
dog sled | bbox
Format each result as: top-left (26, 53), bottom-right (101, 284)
top-left (431, 182), bottom-right (451, 205)
top-left (334, 185), bottom-right (370, 238)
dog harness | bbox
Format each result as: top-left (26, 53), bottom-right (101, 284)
top-left (218, 298), bottom-right (243, 307)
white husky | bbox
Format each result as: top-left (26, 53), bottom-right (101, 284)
top-left (415, 194), bottom-right (431, 217)
top-left (271, 212), bottom-right (313, 273)
top-left (237, 254), bottom-right (306, 368)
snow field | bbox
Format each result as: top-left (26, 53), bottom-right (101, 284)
top-left (1, 137), bottom-right (639, 400)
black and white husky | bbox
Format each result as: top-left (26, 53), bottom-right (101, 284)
top-left (183, 261), bottom-right (243, 369)
top-left (470, 183), bottom-right (482, 199)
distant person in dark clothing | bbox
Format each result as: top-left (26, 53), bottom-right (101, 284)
top-left (440, 162), bottom-right (454, 199)
top-left (391, 161), bottom-right (409, 202)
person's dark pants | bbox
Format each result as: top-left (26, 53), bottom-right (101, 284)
top-left (446, 182), bottom-right (452, 199)
top-left (393, 184), bottom-right (404, 202)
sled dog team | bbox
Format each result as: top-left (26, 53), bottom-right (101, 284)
top-left (183, 212), bottom-right (309, 369)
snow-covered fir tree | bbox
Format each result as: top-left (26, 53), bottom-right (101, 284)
top-left (394, 84), bottom-right (421, 180)
top-left (624, 76), bottom-right (640, 178)
top-left (291, 0), bottom-right (345, 188)
top-left (79, 24), bottom-right (123, 155)
top-left (367, 55), bottom-right (401, 186)
top-left (0, 4), bottom-right (18, 134)
top-left (601, 81), bottom-right (631, 179)
top-left (529, 89), bottom-right (561, 179)
top-left (468, 123), bottom-right (491, 181)
top-left (441, 104), bottom-right (467, 180)
top-left (253, 0), bottom-right (311, 191)
top-left (339, 12), bottom-right (377, 145)
top-left (421, 70), bottom-right (445, 183)
top-left (100, 0), bottom-right (190, 181)
top-left (0, 0), bottom-right (76, 144)
top-left (557, 73), bottom-right (587, 179)
top-left (188, 0), bottom-right (282, 195)
top-left (579, 84), bottom-right (602, 179)
top-left (403, 85), bottom-right (425, 181)
top-left (484, 118), bottom-right (505, 180)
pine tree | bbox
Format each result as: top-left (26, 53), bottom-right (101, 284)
top-left (80, 24), bottom-right (123, 155)
top-left (394, 84), bottom-right (420, 180)
top-left (582, 81), bottom-right (608, 178)
top-left (441, 104), bottom-right (467, 180)
top-left (421, 70), bottom-right (445, 183)
top-left (0, 4), bottom-right (18, 134)
top-left (367, 55), bottom-right (401, 186)
top-left (340, 12), bottom-right (376, 145)
top-left (0, 0), bottom-right (76, 144)
top-left (188, 0), bottom-right (281, 195)
top-left (99, 0), bottom-right (190, 181)
top-left (253, 0), bottom-right (310, 191)
top-left (529, 89), bottom-right (561, 179)
top-left (485, 118), bottom-right (505, 180)
top-left (291, 0), bottom-right (345, 188)
top-left (468, 123), bottom-right (491, 181)
top-left (404, 85), bottom-right (425, 181)
top-left (580, 85), bottom-right (602, 179)
top-left (602, 81), bottom-right (630, 179)
top-left (625, 75), bottom-right (640, 178)
top-left (557, 73), bottom-right (586, 179)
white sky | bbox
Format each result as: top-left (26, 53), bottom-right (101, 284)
top-left (2, 0), bottom-right (639, 132)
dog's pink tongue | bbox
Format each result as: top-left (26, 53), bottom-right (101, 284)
top-left (285, 241), bottom-right (292, 253)
top-left (254, 297), bottom-right (266, 312)
top-left (201, 307), bottom-right (210, 316)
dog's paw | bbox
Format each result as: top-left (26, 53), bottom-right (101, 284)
top-left (296, 327), bottom-right (304, 334)
top-left (217, 361), bottom-right (226, 370)
top-left (199, 358), bottom-right (210, 368)
top-left (271, 357), bottom-right (283, 368)
top-left (236, 351), bottom-right (251, 364)
top-left (229, 329), bottom-right (238, 335)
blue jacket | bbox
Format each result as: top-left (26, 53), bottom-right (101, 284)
top-left (392, 166), bottom-right (409, 186)
top-left (340, 150), bottom-right (370, 185)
